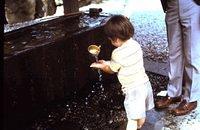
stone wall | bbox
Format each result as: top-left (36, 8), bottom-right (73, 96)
top-left (5, 0), bottom-right (36, 24)
top-left (4, 0), bottom-right (103, 24)
top-left (5, 0), bottom-right (57, 24)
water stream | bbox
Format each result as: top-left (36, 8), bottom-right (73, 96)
top-left (94, 55), bottom-right (103, 85)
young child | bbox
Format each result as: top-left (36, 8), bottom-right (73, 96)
top-left (90, 15), bottom-right (154, 130)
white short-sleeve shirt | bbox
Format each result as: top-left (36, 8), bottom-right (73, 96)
top-left (109, 38), bottom-right (149, 90)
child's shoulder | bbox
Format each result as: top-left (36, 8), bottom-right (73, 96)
top-left (112, 40), bottom-right (139, 55)
top-left (127, 38), bottom-right (141, 48)
top-left (129, 38), bottom-right (139, 44)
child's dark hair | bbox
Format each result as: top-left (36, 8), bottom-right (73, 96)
top-left (104, 15), bottom-right (134, 41)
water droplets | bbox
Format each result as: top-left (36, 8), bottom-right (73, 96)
top-left (108, 119), bottom-right (113, 124)
top-left (83, 126), bottom-right (89, 130)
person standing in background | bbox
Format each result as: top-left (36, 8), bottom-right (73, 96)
top-left (156, 0), bottom-right (200, 116)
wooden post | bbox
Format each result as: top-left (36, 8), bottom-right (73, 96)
top-left (63, 0), bottom-right (79, 15)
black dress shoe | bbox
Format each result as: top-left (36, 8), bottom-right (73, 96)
top-left (155, 96), bottom-right (182, 109)
top-left (171, 100), bottom-right (197, 116)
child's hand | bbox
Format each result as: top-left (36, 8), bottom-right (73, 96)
top-left (90, 62), bottom-right (103, 69)
top-left (90, 60), bottom-right (114, 74)
top-left (90, 60), bottom-right (106, 69)
top-left (98, 60), bottom-right (106, 64)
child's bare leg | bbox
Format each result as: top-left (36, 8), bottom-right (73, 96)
top-left (126, 119), bottom-right (137, 130)
top-left (137, 118), bottom-right (145, 129)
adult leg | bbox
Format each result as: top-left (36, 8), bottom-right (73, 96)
top-left (170, 0), bottom-right (200, 116)
top-left (155, 0), bottom-right (183, 109)
top-left (166, 0), bottom-right (184, 98)
top-left (180, 0), bottom-right (200, 102)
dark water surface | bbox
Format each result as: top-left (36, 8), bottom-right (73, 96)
top-left (28, 81), bottom-right (126, 130)
top-left (4, 13), bottom-right (109, 59)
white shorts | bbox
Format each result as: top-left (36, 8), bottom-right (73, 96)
top-left (123, 81), bottom-right (154, 120)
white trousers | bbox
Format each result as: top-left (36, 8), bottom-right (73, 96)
top-left (166, 0), bottom-right (200, 102)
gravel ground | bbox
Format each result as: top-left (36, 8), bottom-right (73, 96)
top-left (131, 11), bottom-right (168, 63)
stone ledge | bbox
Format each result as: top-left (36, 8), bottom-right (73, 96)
top-left (144, 57), bottom-right (169, 77)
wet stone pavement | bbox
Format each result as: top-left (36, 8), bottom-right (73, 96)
top-left (141, 59), bottom-right (200, 130)
top-left (143, 99), bottom-right (200, 130)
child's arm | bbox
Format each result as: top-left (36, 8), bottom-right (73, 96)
top-left (90, 60), bottom-right (115, 74)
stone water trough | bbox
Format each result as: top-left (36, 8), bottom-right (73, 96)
top-left (4, 12), bottom-right (169, 130)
